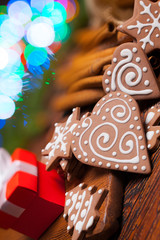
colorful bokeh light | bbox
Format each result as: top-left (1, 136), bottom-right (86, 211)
top-left (0, 0), bottom-right (79, 122)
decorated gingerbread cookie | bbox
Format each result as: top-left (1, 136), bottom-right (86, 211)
top-left (144, 103), bottom-right (160, 151)
top-left (118, 0), bottom-right (160, 54)
top-left (102, 42), bottom-right (160, 100)
top-left (63, 183), bottom-right (107, 240)
top-left (71, 92), bottom-right (151, 174)
top-left (41, 107), bottom-right (80, 171)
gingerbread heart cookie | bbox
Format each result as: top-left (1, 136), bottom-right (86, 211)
top-left (63, 183), bottom-right (107, 240)
top-left (144, 103), bottom-right (160, 151)
top-left (102, 42), bottom-right (160, 100)
top-left (71, 92), bottom-right (151, 174)
top-left (42, 107), bottom-right (80, 171)
top-left (118, 0), bottom-right (160, 54)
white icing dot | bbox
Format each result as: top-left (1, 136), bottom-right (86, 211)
top-left (144, 80), bottom-right (150, 86)
top-left (84, 152), bottom-right (88, 157)
top-left (115, 164), bottom-right (119, 169)
top-left (132, 47), bottom-right (137, 53)
top-left (147, 126), bottom-right (150, 129)
top-left (124, 94), bottom-right (128, 98)
top-left (102, 116), bottom-right (106, 121)
top-left (156, 34), bottom-right (159, 38)
top-left (134, 116), bottom-right (139, 121)
top-left (140, 145), bottom-right (145, 150)
top-left (106, 163), bottom-right (111, 168)
top-left (85, 201), bottom-right (89, 207)
top-left (147, 18), bottom-right (150, 22)
top-left (88, 186), bottom-right (92, 191)
top-left (93, 112), bottom-right (96, 115)
top-left (137, 126), bottom-right (141, 130)
top-left (151, 106), bottom-right (154, 109)
top-left (73, 132), bottom-right (76, 136)
top-left (136, 57), bottom-right (141, 63)
top-left (70, 192), bottom-right (73, 196)
top-left (129, 99), bottom-right (132, 102)
top-left (112, 152), bottom-right (117, 156)
top-left (158, 109), bottom-right (160, 112)
top-left (106, 87), bottom-right (110, 92)
top-left (145, 29), bottom-right (149, 33)
top-left (138, 136), bottom-right (143, 140)
top-left (64, 152), bottom-right (66, 155)
top-left (98, 189), bottom-right (103, 194)
top-left (86, 216), bottom-right (94, 230)
top-left (117, 93), bottom-right (121, 96)
top-left (107, 70), bottom-right (111, 76)
top-left (130, 124), bottom-right (134, 129)
top-left (109, 94), bottom-right (112, 98)
top-left (76, 202), bottom-right (80, 210)
top-left (72, 140), bottom-right (75, 144)
top-left (46, 161), bottom-right (48, 165)
top-left (156, 130), bottom-right (160, 134)
top-left (105, 79), bottom-right (109, 84)
top-left (71, 214), bottom-right (75, 221)
top-left (91, 158), bottom-right (96, 163)
top-left (78, 155), bottom-right (82, 159)
top-left (147, 144), bottom-right (151, 149)
top-left (85, 158), bottom-right (88, 162)
top-left (67, 226), bottom-right (70, 231)
top-left (73, 147), bottom-right (77, 152)
top-left (155, 10), bottom-right (158, 14)
top-left (142, 155), bottom-right (147, 160)
top-left (66, 199), bottom-right (71, 206)
top-left (119, 25), bottom-right (123, 28)
top-left (72, 108), bottom-right (76, 112)
top-left (141, 166), bottom-right (146, 171)
top-left (143, 67), bottom-right (147, 72)
top-left (63, 214), bottom-right (66, 218)
top-left (98, 161), bottom-right (102, 166)
top-left (78, 125), bottom-right (81, 129)
top-left (79, 183), bottom-right (83, 187)
top-left (97, 103), bottom-right (100, 107)
top-left (133, 165), bottom-right (137, 170)
top-left (65, 192), bottom-right (68, 196)
top-left (102, 97), bottom-right (106, 101)
top-left (76, 132), bottom-right (80, 137)
top-left (78, 195), bottom-right (82, 200)
top-left (63, 136), bottom-right (67, 140)
top-left (54, 123), bottom-right (58, 126)
top-left (106, 108), bottom-right (110, 112)
top-left (123, 166), bottom-right (128, 171)
top-left (113, 57), bottom-right (117, 63)
top-left (81, 209), bottom-right (87, 218)
top-left (132, 107), bottom-right (136, 111)
top-left (84, 140), bottom-right (88, 145)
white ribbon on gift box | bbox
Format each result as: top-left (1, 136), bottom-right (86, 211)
top-left (0, 148), bottom-right (37, 218)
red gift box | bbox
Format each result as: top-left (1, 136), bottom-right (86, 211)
top-left (0, 148), bottom-right (65, 239)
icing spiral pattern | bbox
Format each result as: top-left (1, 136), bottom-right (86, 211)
top-left (71, 92), bottom-right (151, 174)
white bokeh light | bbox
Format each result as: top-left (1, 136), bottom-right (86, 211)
top-left (8, 1), bottom-right (32, 25)
top-left (27, 22), bottom-right (55, 47)
top-left (0, 74), bottom-right (22, 97)
top-left (0, 47), bottom-right (8, 70)
top-left (0, 95), bottom-right (15, 119)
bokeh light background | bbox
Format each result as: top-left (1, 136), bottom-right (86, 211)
top-left (0, 0), bottom-right (79, 121)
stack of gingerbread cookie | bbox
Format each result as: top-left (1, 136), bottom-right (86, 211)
top-left (41, 0), bottom-right (160, 239)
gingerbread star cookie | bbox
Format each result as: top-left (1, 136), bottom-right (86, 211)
top-left (63, 183), bottom-right (107, 240)
top-left (71, 92), bottom-right (151, 174)
top-left (42, 107), bottom-right (80, 171)
top-left (102, 42), bottom-right (160, 100)
top-left (144, 103), bottom-right (160, 151)
top-left (118, 0), bottom-right (160, 54)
